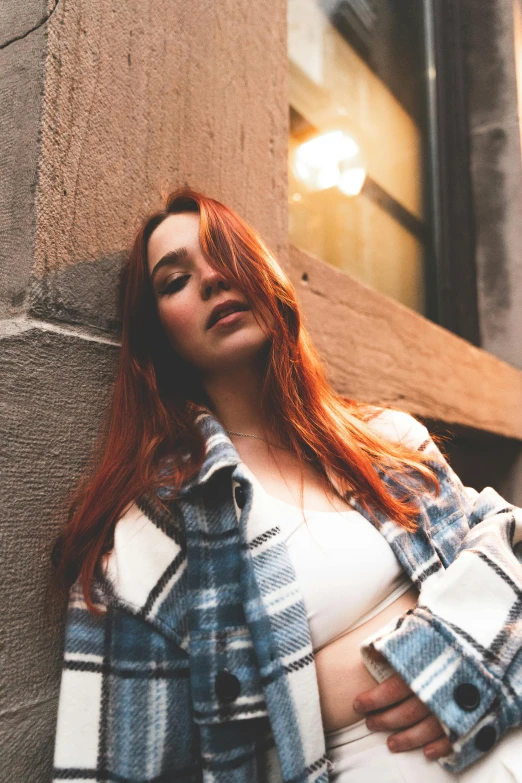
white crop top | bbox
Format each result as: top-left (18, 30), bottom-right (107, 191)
top-left (242, 464), bottom-right (412, 652)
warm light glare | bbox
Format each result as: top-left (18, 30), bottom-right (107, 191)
top-left (338, 167), bottom-right (366, 197)
top-left (293, 130), bottom-right (366, 196)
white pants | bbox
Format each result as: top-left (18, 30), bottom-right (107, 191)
top-left (325, 718), bottom-right (522, 782)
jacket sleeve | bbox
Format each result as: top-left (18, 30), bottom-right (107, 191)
top-left (52, 581), bottom-right (107, 782)
top-left (52, 580), bottom-right (196, 783)
top-left (360, 409), bottom-right (522, 774)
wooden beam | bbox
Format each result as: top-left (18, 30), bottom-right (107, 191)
top-left (286, 244), bottom-right (522, 440)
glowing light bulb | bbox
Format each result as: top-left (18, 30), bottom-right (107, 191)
top-left (292, 130), bottom-right (366, 196)
top-left (338, 166), bottom-right (366, 197)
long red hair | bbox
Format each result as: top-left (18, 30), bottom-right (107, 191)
top-left (53, 186), bottom-right (442, 612)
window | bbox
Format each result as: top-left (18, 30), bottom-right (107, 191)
top-left (288, 0), bottom-right (479, 342)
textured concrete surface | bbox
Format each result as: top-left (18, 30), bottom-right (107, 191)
top-left (0, 325), bottom-right (118, 782)
top-left (0, 0), bottom-right (49, 319)
top-left (0, 0), bottom-right (54, 43)
top-left (462, 0), bottom-right (522, 370)
top-left (34, 0), bottom-right (288, 276)
top-left (30, 252), bottom-right (124, 332)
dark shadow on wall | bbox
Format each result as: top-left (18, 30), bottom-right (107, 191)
top-left (29, 252), bottom-right (127, 335)
top-left (423, 417), bottom-right (522, 500)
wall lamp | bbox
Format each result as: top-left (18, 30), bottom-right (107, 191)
top-left (292, 129), bottom-right (366, 196)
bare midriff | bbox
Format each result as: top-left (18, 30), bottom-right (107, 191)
top-left (314, 584), bottom-right (419, 733)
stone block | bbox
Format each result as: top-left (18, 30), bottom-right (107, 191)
top-left (0, 322), bottom-right (118, 782)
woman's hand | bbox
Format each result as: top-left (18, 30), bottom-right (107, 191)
top-left (353, 669), bottom-right (453, 761)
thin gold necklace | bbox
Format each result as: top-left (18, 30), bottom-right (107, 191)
top-left (226, 430), bottom-right (292, 452)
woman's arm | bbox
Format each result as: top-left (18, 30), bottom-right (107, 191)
top-left (358, 410), bottom-right (522, 773)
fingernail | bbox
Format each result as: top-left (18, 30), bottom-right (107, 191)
top-left (352, 699), bottom-right (362, 711)
top-left (425, 749), bottom-right (436, 760)
top-left (387, 739), bottom-right (398, 752)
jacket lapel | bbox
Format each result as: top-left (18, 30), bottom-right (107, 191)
top-left (234, 467), bottom-right (330, 780)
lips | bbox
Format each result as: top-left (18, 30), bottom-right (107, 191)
top-left (206, 299), bottom-right (250, 329)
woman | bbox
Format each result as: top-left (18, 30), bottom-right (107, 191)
top-left (52, 187), bottom-right (522, 783)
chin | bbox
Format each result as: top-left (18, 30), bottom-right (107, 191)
top-left (205, 331), bottom-right (270, 372)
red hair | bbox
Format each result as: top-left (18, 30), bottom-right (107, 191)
top-left (53, 186), bottom-right (442, 612)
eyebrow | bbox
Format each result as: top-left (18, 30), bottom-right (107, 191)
top-left (150, 246), bottom-right (189, 281)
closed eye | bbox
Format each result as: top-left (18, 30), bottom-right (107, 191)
top-left (159, 275), bottom-right (190, 296)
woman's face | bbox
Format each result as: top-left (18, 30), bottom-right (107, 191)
top-left (147, 212), bottom-right (270, 375)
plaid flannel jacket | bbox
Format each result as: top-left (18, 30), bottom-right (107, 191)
top-left (52, 408), bottom-right (522, 782)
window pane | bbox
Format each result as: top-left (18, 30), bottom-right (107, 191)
top-left (288, 0), bottom-right (435, 316)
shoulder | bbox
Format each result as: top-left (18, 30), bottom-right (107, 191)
top-left (364, 406), bottom-right (431, 451)
top-left (103, 497), bottom-right (185, 613)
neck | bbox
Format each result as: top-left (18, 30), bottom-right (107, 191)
top-left (203, 363), bottom-right (274, 441)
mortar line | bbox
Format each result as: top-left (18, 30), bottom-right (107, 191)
top-left (0, 315), bottom-right (121, 346)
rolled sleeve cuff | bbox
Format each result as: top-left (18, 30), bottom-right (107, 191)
top-left (360, 608), bottom-right (506, 772)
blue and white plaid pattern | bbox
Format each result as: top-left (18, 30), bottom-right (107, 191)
top-left (53, 408), bottom-right (522, 781)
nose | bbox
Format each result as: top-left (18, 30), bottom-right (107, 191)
top-left (200, 262), bottom-right (231, 299)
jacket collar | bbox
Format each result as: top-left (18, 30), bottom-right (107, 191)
top-left (157, 409), bottom-right (242, 500)
top-left (160, 408), bottom-right (352, 503)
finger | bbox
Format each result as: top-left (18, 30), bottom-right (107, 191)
top-left (365, 695), bottom-right (431, 731)
top-left (386, 714), bottom-right (445, 753)
top-left (353, 673), bottom-right (412, 713)
top-left (424, 736), bottom-right (453, 761)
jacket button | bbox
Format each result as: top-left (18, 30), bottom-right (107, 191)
top-left (454, 683), bottom-right (481, 711)
top-left (234, 485), bottom-right (246, 510)
top-left (215, 668), bottom-right (241, 703)
top-left (474, 725), bottom-right (497, 752)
